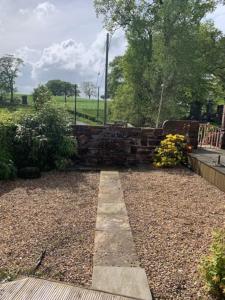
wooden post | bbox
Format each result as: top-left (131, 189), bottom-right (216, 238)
top-left (220, 105), bottom-right (225, 149)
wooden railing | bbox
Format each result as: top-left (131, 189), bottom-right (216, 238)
top-left (198, 123), bottom-right (223, 149)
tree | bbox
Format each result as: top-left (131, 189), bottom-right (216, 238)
top-left (108, 56), bottom-right (124, 99)
top-left (33, 85), bottom-right (52, 110)
top-left (82, 82), bottom-right (96, 100)
top-left (46, 80), bottom-right (65, 96)
top-left (95, 0), bottom-right (225, 126)
top-left (46, 80), bottom-right (80, 103)
top-left (0, 55), bottom-right (23, 104)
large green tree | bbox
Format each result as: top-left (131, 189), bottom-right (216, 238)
top-left (95, 0), bottom-right (225, 126)
top-left (46, 80), bottom-right (80, 103)
top-left (108, 56), bottom-right (124, 98)
top-left (0, 55), bottom-right (23, 104)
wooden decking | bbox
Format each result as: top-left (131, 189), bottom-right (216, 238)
top-left (0, 277), bottom-right (135, 300)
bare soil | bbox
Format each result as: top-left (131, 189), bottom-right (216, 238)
top-left (0, 171), bottom-right (99, 287)
top-left (121, 168), bottom-right (225, 300)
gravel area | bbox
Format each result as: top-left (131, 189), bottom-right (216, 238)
top-left (0, 171), bottom-right (99, 287)
top-left (121, 168), bottom-right (225, 300)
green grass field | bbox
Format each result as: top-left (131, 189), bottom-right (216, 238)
top-left (0, 95), bottom-right (105, 125)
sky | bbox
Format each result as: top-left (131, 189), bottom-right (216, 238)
top-left (0, 0), bottom-right (224, 94)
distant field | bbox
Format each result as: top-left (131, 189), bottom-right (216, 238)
top-left (0, 95), bottom-right (105, 125)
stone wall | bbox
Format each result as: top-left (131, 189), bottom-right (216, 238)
top-left (73, 121), bottom-right (199, 166)
top-left (163, 120), bottom-right (199, 149)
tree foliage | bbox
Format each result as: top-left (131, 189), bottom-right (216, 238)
top-left (46, 80), bottom-right (80, 103)
top-left (82, 81), bottom-right (96, 99)
top-left (33, 85), bottom-right (52, 110)
top-left (108, 56), bottom-right (124, 98)
top-left (95, 0), bottom-right (225, 126)
top-left (0, 55), bottom-right (23, 103)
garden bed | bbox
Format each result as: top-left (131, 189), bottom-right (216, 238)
top-left (0, 171), bottom-right (99, 287)
top-left (121, 168), bottom-right (225, 300)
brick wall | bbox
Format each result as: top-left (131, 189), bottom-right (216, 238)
top-left (163, 120), bottom-right (199, 149)
top-left (73, 121), bottom-right (199, 166)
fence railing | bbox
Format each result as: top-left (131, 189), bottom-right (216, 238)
top-left (198, 123), bottom-right (223, 149)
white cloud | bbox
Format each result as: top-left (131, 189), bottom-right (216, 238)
top-left (33, 2), bottom-right (56, 20)
top-left (15, 46), bottom-right (41, 64)
top-left (15, 29), bottom-right (127, 93)
top-left (19, 8), bottom-right (29, 16)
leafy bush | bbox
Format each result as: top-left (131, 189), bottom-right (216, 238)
top-left (199, 230), bottom-right (225, 298)
top-left (0, 122), bottom-right (17, 180)
top-left (153, 134), bottom-right (187, 167)
top-left (18, 167), bottom-right (41, 179)
top-left (33, 85), bottom-right (52, 110)
top-left (14, 104), bottom-right (77, 171)
top-left (0, 160), bottom-right (17, 180)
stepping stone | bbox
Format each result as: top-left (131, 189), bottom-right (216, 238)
top-left (94, 230), bottom-right (139, 267)
top-left (92, 266), bottom-right (152, 300)
top-left (97, 202), bottom-right (127, 215)
top-left (96, 213), bottom-right (130, 231)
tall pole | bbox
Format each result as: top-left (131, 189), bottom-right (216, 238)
top-left (97, 86), bottom-right (100, 121)
top-left (74, 84), bottom-right (77, 125)
top-left (221, 104), bottom-right (225, 130)
top-left (104, 33), bottom-right (109, 126)
top-left (221, 103), bottom-right (225, 149)
top-left (156, 83), bottom-right (165, 128)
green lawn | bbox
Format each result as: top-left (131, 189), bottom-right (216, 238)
top-left (0, 95), bottom-right (105, 125)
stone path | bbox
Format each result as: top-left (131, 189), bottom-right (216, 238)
top-left (92, 171), bottom-right (152, 300)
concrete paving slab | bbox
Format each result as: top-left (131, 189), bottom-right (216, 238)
top-left (92, 266), bottom-right (152, 300)
top-left (97, 202), bottom-right (127, 215)
top-left (93, 230), bottom-right (139, 267)
top-left (96, 213), bottom-right (130, 231)
top-left (98, 190), bottom-right (124, 203)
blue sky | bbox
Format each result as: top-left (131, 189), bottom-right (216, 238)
top-left (0, 0), bottom-right (224, 94)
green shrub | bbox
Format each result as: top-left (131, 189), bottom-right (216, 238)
top-left (18, 167), bottom-right (41, 179)
top-left (199, 229), bottom-right (225, 298)
top-left (153, 134), bottom-right (187, 167)
top-left (0, 160), bottom-right (17, 180)
top-left (0, 121), bottom-right (17, 180)
top-left (33, 85), bottom-right (52, 110)
top-left (14, 104), bottom-right (77, 171)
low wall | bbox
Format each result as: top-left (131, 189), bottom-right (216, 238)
top-left (72, 121), bottom-right (199, 166)
top-left (188, 153), bottom-right (225, 193)
top-left (73, 125), bottom-right (163, 165)
top-left (163, 120), bottom-right (199, 149)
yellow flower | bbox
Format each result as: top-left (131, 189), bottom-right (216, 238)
top-left (212, 275), bottom-right (220, 283)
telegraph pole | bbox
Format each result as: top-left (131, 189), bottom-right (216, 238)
top-left (104, 33), bottom-right (109, 126)
top-left (156, 83), bottom-right (165, 128)
top-left (74, 84), bottom-right (77, 125)
top-left (97, 86), bottom-right (100, 121)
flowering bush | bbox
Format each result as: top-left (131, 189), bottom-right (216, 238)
top-left (153, 134), bottom-right (187, 168)
top-left (199, 230), bottom-right (225, 297)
